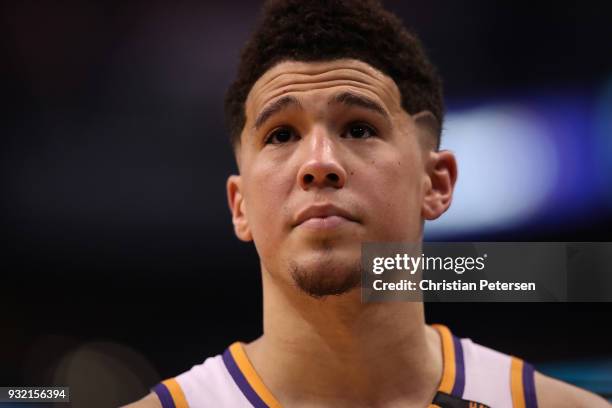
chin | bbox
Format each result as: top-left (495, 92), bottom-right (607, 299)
top-left (288, 249), bottom-right (362, 298)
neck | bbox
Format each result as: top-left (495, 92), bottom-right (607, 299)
top-left (244, 266), bottom-right (443, 408)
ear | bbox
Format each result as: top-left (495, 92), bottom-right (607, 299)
top-left (226, 175), bottom-right (253, 242)
top-left (422, 150), bottom-right (458, 220)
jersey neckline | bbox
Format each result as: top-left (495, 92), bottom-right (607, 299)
top-left (221, 324), bottom-right (463, 408)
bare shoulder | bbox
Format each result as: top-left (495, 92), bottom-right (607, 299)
top-left (535, 371), bottom-right (610, 407)
top-left (120, 392), bottom-right (162, 408)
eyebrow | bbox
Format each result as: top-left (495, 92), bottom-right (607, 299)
top-left (253, 91), bottom-right (390, 130)
top-left (330, 91), bottom-right (390, 122)
top-left (254, 95), bottom-right (302, 130)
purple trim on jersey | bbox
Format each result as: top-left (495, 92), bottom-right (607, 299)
top-left (523, 361), bottom-right (538, 408)
top-left (450, 334), bottom-right (466, 398)
top-left (222, 348), bottom-right (270, 408)
top-left (152, 383), bottom-right (176, 408)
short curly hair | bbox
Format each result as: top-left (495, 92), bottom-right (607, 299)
top-left (224, 0), bottom-right (444, 149)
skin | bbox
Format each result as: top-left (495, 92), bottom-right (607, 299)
top-left (123, 59), bottom-right (610, 407)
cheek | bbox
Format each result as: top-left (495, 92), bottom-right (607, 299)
top-left (361, 155), bottom-right (424, 240)
top-left (243, 162), bottom-right (294, 247)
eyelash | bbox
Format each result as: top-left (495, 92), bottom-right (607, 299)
top-left (264, 122), bottom-right (378, 145)
top-left (264, 126), bottom-right (298, 145)
top-left (342, 122), bottom-right (378, 139)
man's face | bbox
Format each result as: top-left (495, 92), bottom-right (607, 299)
top-left (227, 59), bottom-right (454, 297)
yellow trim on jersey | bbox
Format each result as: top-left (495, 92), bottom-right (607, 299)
top-left (229, 342), bottom-right (283, 408)
top-left (510, 356), bottom-right (526, 408)
top-left (161, 378), bottom-right (189, 408)
top-left (432, 324), bottom-right (456, 394)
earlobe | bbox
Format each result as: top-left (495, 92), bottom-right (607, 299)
top-left (226, 175), bottom-right (253, 242)
top-left (422, 150), bottom-right (458, 220)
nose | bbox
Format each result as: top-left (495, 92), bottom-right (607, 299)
top-left (297, 128), bottom-right (347, 190)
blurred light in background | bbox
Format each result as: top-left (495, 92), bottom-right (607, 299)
top-left (594, 76), bottom-right (612, 208)
top-left (426, 104), bottom-right (559, 237)
top-left (19, 336), bottom-right (160, 408)
top-left (52, 341), bottom-right (159, 408)
top-left (426, 88), bottom-right (611, 239)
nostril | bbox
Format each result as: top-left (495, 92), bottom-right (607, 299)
top-left (327, 173), bottom-right (339, 183)
top-left (303, 174), bottom-right (314, 184)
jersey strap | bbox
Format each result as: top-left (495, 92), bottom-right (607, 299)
top-left (151, 378), bottom-right (189, 408)
top-left (510, 356), bottom-right (538, 408)
top-left (433, 324), bottom-right (466, 398)
top-left (222, 342), bottom-right (283, 408)
top-left (430, 325), bottom-right (496, 408)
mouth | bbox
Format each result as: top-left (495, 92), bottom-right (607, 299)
top-left (293, 204), bottom-right (358, 230)
top-left (298, 215), bottom-right (352, 230)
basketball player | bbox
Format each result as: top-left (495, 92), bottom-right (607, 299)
top-left (125, 0), bottom-right (609, 406)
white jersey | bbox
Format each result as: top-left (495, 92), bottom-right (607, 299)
top-left (152, 325), bottom-right (537, 408)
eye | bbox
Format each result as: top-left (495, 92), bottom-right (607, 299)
top-left (343, 122), bottom-right (377, 139)
top-left (264, 127), bottom-right (298, 144)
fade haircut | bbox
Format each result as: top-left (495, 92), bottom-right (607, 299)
top-left (224, 0), bottom-right (444, 149)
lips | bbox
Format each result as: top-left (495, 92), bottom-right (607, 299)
top-left (293, 204), bottom-right (358, 228)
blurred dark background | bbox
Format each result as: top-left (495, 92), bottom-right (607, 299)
top-left (2, 0), bottom-right (612, 406)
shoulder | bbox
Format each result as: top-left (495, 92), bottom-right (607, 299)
top-left (535, 371), bottom-right (610, 407)
top-left (120, 392), bottom-right (162, 408)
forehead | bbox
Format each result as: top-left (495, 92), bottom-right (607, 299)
top-left (244, 59), bottom-right (405, 124)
